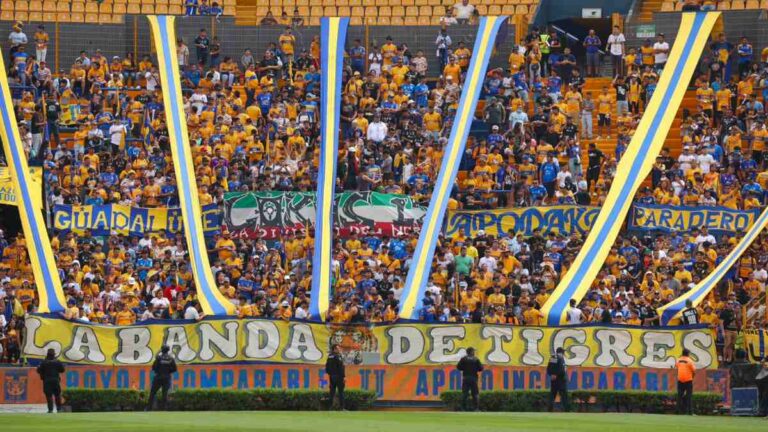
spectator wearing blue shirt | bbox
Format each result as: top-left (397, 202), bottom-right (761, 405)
top-left (547, 70), bottom-right (562, 102)
top-left (583, 29), bottom-right (602, 77)
top-left (529, 179), bottom-right (548, 204)
top-left (539, 153), bottom-right (559, 198)
top-left (736, 37), bottom-right (753, 78)
top-left (349, 39), bottom-right (366, 74)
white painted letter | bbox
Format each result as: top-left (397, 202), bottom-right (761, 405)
top-left (385, 326), bottom-right (424, 364)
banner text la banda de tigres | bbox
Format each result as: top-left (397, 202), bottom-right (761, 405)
top-left (24, 316), bottom-right (718, 369)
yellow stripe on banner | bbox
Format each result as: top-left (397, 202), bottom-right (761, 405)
top-left (317, 17), bottom-right (341, 320)
top-left (541, 12), bottom-right (720, 325)
top-left (399, 17), bottom-right (502, 319)
top-left (658, 204), bottom-right (768, 324)
top-left (147, 16), bottom-right (235, 315)
top-left (0, 51), bottom-right (66, 313)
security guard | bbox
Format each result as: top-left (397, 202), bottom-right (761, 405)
top-left (325, 344), bottom-right (346, 410)
top-left (146, 345), bottom-right (177, 411)
top-left (457, 347), bottom-right (484, 411)
top-left (36, 348), bottom-right (65, 413)
top-left (547, 347), bottom-right (569, 412)
top-left (675, 348), bottom-right (696, 415)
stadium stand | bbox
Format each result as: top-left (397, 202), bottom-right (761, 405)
top-left (0, 0), bottom-right (539, 25)
top-left (0, 8), bottom-right (766, 369)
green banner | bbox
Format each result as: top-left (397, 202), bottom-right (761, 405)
top-left (223, 191), bottom-right (426, 239)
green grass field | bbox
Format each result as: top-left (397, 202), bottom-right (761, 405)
top-left (0, 411), bottom-right (765, 432)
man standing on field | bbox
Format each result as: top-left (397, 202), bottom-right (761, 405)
top-left (676, 348), bottom-right (696, 415)
top-left (457, 347), bottom-right (483, 411)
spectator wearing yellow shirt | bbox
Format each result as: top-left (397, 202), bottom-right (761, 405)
top-left (453, 41), bottom-right (471, 70)
top-left (279, 27), bottom-right (296, 61)
top-left (597, 87), bottom-right (613, 138)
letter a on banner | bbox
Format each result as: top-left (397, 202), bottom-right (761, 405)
top-left (147, 16), bottom-right (235, 315)
top-left (310, 17), bottom-right (349, 321)
top-left (658, 205), bottom-right (768, 324)
top-left (399, 16), bottom-right (508, 320)
top-left (541, 12), bottom-right (720, 325)
top-left (0, 49), bottom-right (66, 313)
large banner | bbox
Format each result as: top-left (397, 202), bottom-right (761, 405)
top-left (24, 316), bottom-right (718, 369)
top-left (53, 204), bottom-right (220, 237)
top-left (0, 364), bottom-right (730, 404)
top-left (745, 328), bottom-right (766, 364)
top-left (445, 206), bottom-right (599, 238)
top-left (0, 166), bottom-right (42, 208)
top-left (223, 191), bottom-right (425, 239)
top-left (629, 204), bottom-right (760, 234)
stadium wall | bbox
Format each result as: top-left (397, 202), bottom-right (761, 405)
top-left (0, 364), bottom-right (730, 404)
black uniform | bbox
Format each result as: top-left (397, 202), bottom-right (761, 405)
top-left (456, 353), bottom-right (483, 411)
top-left (547, 352), bottom-right (569, 412)
top-left (37, 358), bottom-right (65, 413)
top-left (325, 352), bottom-right (346, 410)
top-left (146, 351), bottom-right (177, 411)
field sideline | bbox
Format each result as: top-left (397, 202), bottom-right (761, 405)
top-left (0, 411), bottom-right (765, 432)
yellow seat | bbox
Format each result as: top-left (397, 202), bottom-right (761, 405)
top-left (363, 6), bottom-right (377, 16)
top-left (15, 11), bottom-right (29, 21)
top-left (348, 0), bottom-right (362, 5)
top-left (71, 2), bottom-right (85, 12)
top-left (42, 11), bottom-right (56, 21)
top-left (515, 5), bottom-right (528, 14)
top-left (296, 0), bottom-right (308, 5)
top-left (223, 6), bottom-right (235, 14)
top-left (404, 5), bottom-right (416, 15)
top-left (15, 0), bottom-right (29, 11)
top-left (0, 0), bottom-right (14, 12)
top-left (126, 3), bottom-right (140, 13)
top-left (488, 4), bottom-right (501, 14)
top-left (418, 5), bottom-right (431, 15)
top-left (56, 2), bottom-right (70, 12)
top-left (255, 6), bottom-right (269, 15)
top-left (387, 0), bottom-right (398, 5)
top-left (391, 16), bottom-right (403, 24)
top-left (428, 0), bottom-right (440, 5)
top-left (415, 0), bottom-right (427, 4)
top-left (475, 4), bottom-right (487, 14)
top-left (717, 1), bottom-right (731, 9)
top-left (501, 4), bottom-right (515, 14)
top-left (309, 5), bottom-right (322, 15)
top-left (379, 5), bottom-right (392, 15)
top-left (99, 3), bottom-right (112, 13)
top-left (29, 0), bottom-right (43, 11)
top-left (155, 4), bottom-right (168, 13)
top-left (362, 0), bottom-right (375, 6)
top-left (56, 11), bottom-right (70, 21)
top-left (761, 0), bottom-right (768, 8)
top-left (337, 6), bottom-right (350, 15)
top-left (731, 0), bottom-right (745, 8)
top-left (70, 11), bottom-right (84, 21)
top-left (337, 0), bottom-right (349, 5)
top-left (350, 15), bottom-right (362, 24)
top-left (402, 0), bottom-right (414, 5)
top-left (351, 6), bottom-right (363, 16)
top-left (113, 3), bottom-right (126, 13)
top-left (745, 0), bottom-right (759, 7)
top-left (377, 15), bottom-right (391, 24)
top-left (418, 15), bottom-right (430, 25)
top-left (169, 4), bottom-right (182, 14)
top-left (98, 13), bottom-right (112, 24)
top-left (84, 12), bottom-right (98, 22)
top-left (296, 6), bottom-right (308, 16)
top-left (112, 14), bottom-right (124, 23)
top-left (42, 0), bottom-right (56, 10)
top-left (307, 16), bottom-right (320, 25)
top-left (28, 10), bottom-right (42, 21)
top-left (1, 9), bottom-right (16, 20)
top-left (660, 1), bottom-right (674, 11)
top-left (86, 2), bottom-right (99, 12)
top-left (404, 15), bottom-right (418, 24)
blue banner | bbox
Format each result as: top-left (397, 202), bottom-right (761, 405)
top-left (629, 203), bottom-right (760, 235)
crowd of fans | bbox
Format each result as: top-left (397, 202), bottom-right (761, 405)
top-left (0, 18), bottom-right (767, 364)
